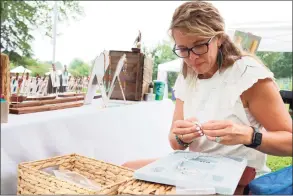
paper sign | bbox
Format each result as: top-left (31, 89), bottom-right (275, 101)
top-left (234, 30), bottom-right (262, 53)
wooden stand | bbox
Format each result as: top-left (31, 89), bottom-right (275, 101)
top-left (10, 102), bottom-right (83, 115)
top-left (26, 95), bottom-right (56, 101)
top-left (10, 95), bottom-right (27, 103)
top-left (131, 48), bottom-right (141, 53)
top-left (58, 93), bottom-right (85, 98)
top-left (104, 50), bottom-right (153, 101)
top-left (10, 96), bottom-right (84, 108)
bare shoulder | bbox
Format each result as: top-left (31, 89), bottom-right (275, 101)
top-left (242, 78), bottom-right (292, 132)
top-left (243, 77), bottom-right (278, 98)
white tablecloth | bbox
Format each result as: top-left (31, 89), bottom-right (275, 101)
top-left (1, 99), bottom-right (175, 194)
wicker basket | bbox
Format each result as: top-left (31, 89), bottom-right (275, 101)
top-left (117, 179), bottom-right (176, 195)
top-left (117, 167), bottom-right (256, 195)
top-left (17, 154), bottom-right (134, 195)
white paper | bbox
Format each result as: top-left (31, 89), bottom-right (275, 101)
top-left (53, 170), bottom-right (101, 191)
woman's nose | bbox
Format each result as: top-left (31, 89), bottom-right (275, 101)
top-left (189, 51), bottom-right (200, 61)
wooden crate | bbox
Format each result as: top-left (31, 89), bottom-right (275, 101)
top-left (104, 50), bottom-right (153, 101)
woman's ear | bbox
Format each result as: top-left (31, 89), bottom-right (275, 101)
top-left (217, 34), bottom-right (224, 48)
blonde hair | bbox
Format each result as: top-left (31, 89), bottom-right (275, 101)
top-left (170, 1), bottom-right (262, 78)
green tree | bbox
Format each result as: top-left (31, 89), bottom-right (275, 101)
top-left (256, 52), bottom-right (292, 79)
top-left (17, 57), bottom-right (51, 76)
top-left (69, 58), bottom-right (90, 77)
top-left (144, 41), bottom-right (177, 79)
top-left (43, 61), bottom-right (63, 70)
top-left (9, 56), bottom-right (51, 76)
top-left (274, 52), bottom-right (292, 79)
top-left (27, 62), bottom-right (51, 76)
top-left (69, 58), bottom-right (85, 70)
top-left (144, 40), bottom-right (178, 92)
top-left (1, 0), bottom-right (84, 61)
top-left (76, 63), bottom-right (90, 77)
top-left (55, 61), bottom-right (64, 70)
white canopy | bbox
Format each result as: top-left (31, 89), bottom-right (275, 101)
top-left (158, 58), bottom-right (183, 72)
top-left (10, 66), bottom-right (32, 74)
top-left (157, 59), bottom-right (182, 99)
top-left (227, 21), bottom-right (292, 52)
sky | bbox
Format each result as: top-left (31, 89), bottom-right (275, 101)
top-left (30, 1), bottom-right (292, 66)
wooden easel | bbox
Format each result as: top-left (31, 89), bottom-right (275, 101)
top-left (84, 51), bottom-right (126, 107)
top-left (84, 51), bottom-right (109, 106)
top-left (84, 51), bottom-right (127, 107)
top-left (107, 54), bottom-right (127, 103)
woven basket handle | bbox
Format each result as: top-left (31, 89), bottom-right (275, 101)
top-left (19, 154), bottom-right (75, 170)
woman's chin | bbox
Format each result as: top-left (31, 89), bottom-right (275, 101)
top-left (192, 67), bottom-right (205, 74)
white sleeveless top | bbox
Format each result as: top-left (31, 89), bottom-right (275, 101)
top-left (173, 56), bottom-right (275, 175)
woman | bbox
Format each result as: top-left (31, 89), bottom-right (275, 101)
top-left (122, 1), bottom-right (292, 177)
top-left (60, 65), bottom-right (69, 93)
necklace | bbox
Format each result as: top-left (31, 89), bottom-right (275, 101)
top-left (176, 155), bottom-right (203, 175)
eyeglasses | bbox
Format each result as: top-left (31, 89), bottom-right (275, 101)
top-left (173, 36), bottom-right (215, 58)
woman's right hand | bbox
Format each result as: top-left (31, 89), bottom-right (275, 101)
top-left (171, 117), bottom-right (204, 144)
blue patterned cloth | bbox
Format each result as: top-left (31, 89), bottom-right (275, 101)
top-left (249, 165), bottom-right (292, 195)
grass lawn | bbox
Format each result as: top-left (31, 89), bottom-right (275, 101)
top-left (267, 155), bottom-right (292, 172)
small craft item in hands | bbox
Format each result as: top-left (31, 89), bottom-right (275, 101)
top-left (194, 121), bottom-right (204, 136)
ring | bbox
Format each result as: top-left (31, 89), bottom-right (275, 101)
top-left (215, 136), bottom-right (221, 143)
top-left (194, 121), bottom-right (202, 127)
top-left (194, 121), bottom-right (202, 131)
top-left (181, 134), bottom-right (184, 140)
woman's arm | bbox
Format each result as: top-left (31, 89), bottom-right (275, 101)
top-left (243, 78), bottom-right (292, 156)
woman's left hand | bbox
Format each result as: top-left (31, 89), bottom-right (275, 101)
top-left (201, 120), bottom-right (253, 145)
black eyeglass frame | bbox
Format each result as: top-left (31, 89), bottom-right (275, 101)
top-left (173, 36), bottom-right (215, 58)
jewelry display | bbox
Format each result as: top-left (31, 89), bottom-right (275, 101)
top-left (134, 150), bottom-right (247, 195)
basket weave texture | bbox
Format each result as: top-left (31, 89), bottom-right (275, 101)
top-left (17, 153), bottom-right (133, 195)
top-left (118, 179), bottom-right (176, 195)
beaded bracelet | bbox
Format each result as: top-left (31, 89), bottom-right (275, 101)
top-left (175, 135), bottom-right (192, 148)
